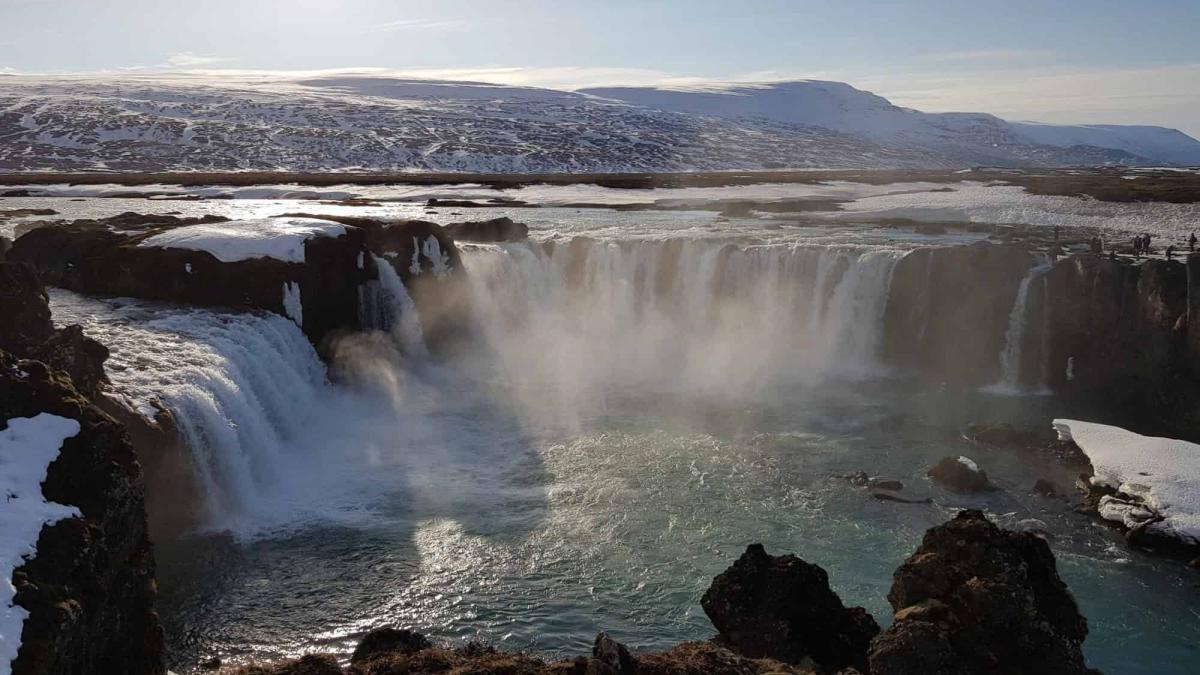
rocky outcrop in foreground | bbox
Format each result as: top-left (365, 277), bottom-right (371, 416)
top-left (1, 262), bottom-right (165, 674)
top-left (1, 352), bottom-right (165, 675)
top-left (701, 544), bottom-right (878, 671)
top-left (869, 510), bottom-right (1093, 675)
top-left (230, 511), bottom-right (1092, 675)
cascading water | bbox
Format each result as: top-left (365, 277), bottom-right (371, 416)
top-left (358, 254), bottom-right (429, 359)
top-left (48, 290), bottom-right (332, 526)
top-left (990, 259), bottom-right (1053, 394)
top-left (459, 238), bottom-right (908, 415)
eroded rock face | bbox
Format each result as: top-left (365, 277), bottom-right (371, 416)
top-left (1045, 254), bottom-right (1195, 436)
top-left (927, 456), bottom-right (994, 493)
top-left (700, 543), bottom-right (879, 671)
top-left (0, 262), bottom-right (109, 397)
top-left (882, 244), bottom-right (1034, 386)
top-left (868, 510), bottom-right (1092, 675)
top-left (1, 352), bottom-right (165, 675)
top-left (8, 215), bottom-right (369, 351)
top-left (445, 216), bottom-right (529, 242)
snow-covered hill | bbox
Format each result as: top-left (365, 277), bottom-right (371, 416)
top-left (0, 74), bottom-right (1195, 172)
top-left (582, 81), bottom-right (1200, 167)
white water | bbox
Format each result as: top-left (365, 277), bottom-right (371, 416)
top-left (460, 239), bottom-right (907, 429)
top-left (990, 260), bottom-right (1053, 394)
top-left (358, 255), bottom-right (429, 360)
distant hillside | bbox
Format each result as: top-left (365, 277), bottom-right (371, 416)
top-left (0, 74), bottom-right (1195, 172)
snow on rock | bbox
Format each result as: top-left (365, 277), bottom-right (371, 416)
top-left (1, 413), bottom-right (82, 668)
top-left (1055, 419), bottom-right (1200, 544)
top-left (282, 281), bottom-right (303, 328)
top-left (138, 217), bottom-right (346, 264)
top-left (410, 235), bottom-right (452, 277)
top-left (956, 456), bottom-right (980, 472)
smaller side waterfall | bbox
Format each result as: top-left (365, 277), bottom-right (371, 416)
top-left (991, 260), bottom-right (1053, 393)
top-left (358, 255), bottom-right (429, 359)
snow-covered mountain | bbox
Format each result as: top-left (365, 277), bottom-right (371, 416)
top-left (0, 74), bottom-right (1195, 172)
top-left (582, 81), bottom-right (1200, 167)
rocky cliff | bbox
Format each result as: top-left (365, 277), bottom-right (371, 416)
top-left (1, 262), bottom-right (165, 674)
top-left (8, 214), bottom-right (371, 353)
top-left (882, 243), bottom-right (1034, 386)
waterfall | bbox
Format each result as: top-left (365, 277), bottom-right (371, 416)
top-left (991, 260), bottom-right (1053, 393)
top-left (48, 290), bottom-right (333, 529)
top-left (358, 255), bottom-right (429, 359)
top-left (458, 238), bottom-right (907, 405)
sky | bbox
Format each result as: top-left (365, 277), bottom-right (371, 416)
top-left (2, 0), bottom-right (1198, 136)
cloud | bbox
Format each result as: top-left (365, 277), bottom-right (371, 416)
top-left (849, 63), bottom-right (1200, 137)
top-left (923, 49), bottom-right (1055, 64)
top-left (365, 18), bottom-right (464, 34)
top-left (166, 52), bottom-right (239, 68)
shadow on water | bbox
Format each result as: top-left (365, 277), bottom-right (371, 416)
top-left (155, 344), bottom-right (555, 672)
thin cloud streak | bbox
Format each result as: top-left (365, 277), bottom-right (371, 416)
top-left (166, 52), bottom-right (240, 68)
top-left (365, 19), bottom-right (464, 34)
top-left (923, 49), bottom-right (1056, 63)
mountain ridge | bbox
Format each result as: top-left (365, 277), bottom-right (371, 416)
top-left (0, 74), bottom-right (1195, 172)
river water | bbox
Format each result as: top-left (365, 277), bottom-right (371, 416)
top-left (17, 187), bottom-right (1200, 673)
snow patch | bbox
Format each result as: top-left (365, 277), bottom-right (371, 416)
top-left (1, 414), bottom-right (82, 668)
top-left (138, 217), bottom-right (346, 263)
top-left (282, 282), bottom-right (303, 327)
top-left (1054, 419), bottom-right (1200, 544)
top-left (956, 456), bottom-right (980, 472)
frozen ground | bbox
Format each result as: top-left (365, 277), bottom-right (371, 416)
top-left (4, 179), bottom-right (1198, 243)
top-left (1, 412), bottom-right (82, 669)
top-left (1056, 419), bottom-right (1200, 544)
top-left (836, 182), bottom-right (1200, 240)
top-left (138, 217), bottom-right (347, 263)
top-left (2, 75), bottom-right (1197, 172)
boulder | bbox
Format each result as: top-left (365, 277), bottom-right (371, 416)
top-left (2, 352), bottom-right (165, 675)
top-left (445, 216), bottom-right (529, 242)
top-left (868, 510), bottom-right (1092, 675)
top-left (1033, 479), bottom-right (1058, 497)
top-left (592, 632), bottom-right (637, 674)
top-left (927, 456), bottom-right (994, 493)
top-left (700, 543), bottom-right (878, 671)
top-left (964, 422), bottom-right (1037, 447)
top-left (232, 654), bottom-right (341, 675)
top-left (350, 627), bottom-right (431, 664)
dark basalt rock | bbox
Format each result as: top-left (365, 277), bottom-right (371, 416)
top-left (1, 352), bottom-right (165, 675)
top-left (1045, 253), bottom-right (1197, 438)
top-left (1033, 478), bottom-right (1059, 497)
top-left (8, 215), bottom-right (369, 352)
top-left (235, 654), bottom-right (342, 675)
top-left (350, 627), bottom-right (432, 664)
top-left (0, 262), bottom-right (110, 397)
top-left (882, 244), bottom-right (1035, 387)
top-left (964, 422), bottom-right (1037, 447)
top-left (868, 510), bottom-right (1093, 675)
top-left (0, 234), bottom-right (11, 258)
top-left (592, 632), bottom-right (637, 674)
top-left (445, 216), bottom-right (529, 242)
top-left (927, 457), bottom-right (994, 493)
top-left (700, 543), bottom-right (879, 671)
